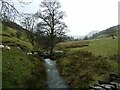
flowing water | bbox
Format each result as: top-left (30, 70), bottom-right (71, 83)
top-left (44, 58), bottom-right (69, 88)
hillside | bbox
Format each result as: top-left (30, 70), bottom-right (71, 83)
top-left (86, 30), bottom-right (100, 38)
top-left (71, 30), bottom-right (99, 39)
top-left (1, 21), bottom-right (47, 88)
top-left (89, 25), bottom-right (118, 39)
top-left (70, 25), bottom-right (118, 40)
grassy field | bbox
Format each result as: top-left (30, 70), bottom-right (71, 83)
top-left (70, 38), bottom-right (118, 57)
top-left (56, 37), bottom-right (119, 89)
top-left (56, 37), bottom-right (118, 57)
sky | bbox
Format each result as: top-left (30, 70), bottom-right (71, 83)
top-left (12, 0), bottom-right (119, 36)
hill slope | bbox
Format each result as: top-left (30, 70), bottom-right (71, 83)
top-left (86, 30), bottom-right (100, 37)
top-left (89, 25), bottom-right (118, 39)
top-left (1, 21), bottom-right (47, 88)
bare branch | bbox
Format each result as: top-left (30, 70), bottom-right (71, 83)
top-left (36, 0), bottom-right (68, 53)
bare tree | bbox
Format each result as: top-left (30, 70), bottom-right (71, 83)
top-left (20, 13), bottom-right (36, 44)
top-left (20, 13), bottom-right (35, 30)
top-left (0, 0), bottom-right (32, 22)
top-left (0, 0), bottom-right (20, 22)
top-left (35, 0), bottom-right (68, 53)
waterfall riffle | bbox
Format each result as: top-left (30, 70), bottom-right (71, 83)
top-left (44, 58), bottom-right (69, 88)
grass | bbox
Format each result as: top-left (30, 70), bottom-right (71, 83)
top-left (56, 37), bottom-right (118, 88)
top-left (57, 51), bottom-right (118, 89)
top-left (55, 40), bottom-right (89, 50)
top-left (57, 37), bottom-right (118, 57)
top-left (2, 36), bottom-right (33, 51)
top-left (2, 44), bottom-right (47, 88)
top-left (2, 26), bottom-right (17, 35)
top-left (80, 38), bottom-right (118, 57)
top-left (2, 23), bottom-right (47, 88)
top-left (0, 50), bottom-right (2, 89)
top-left (96, 34), bottom-right (109, 39)
top-left (1, 24), bottom-right (33, 51)
top-left (1, 25), bottom-right (29, 42)
top-left (2, 47), bottom-right (31, 88)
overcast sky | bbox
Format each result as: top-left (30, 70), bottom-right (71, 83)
top-left (13, 0), bottom-right (119, 36)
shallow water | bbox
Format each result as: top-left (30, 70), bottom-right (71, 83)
top-left (44, 58), bottom-right (69, 88)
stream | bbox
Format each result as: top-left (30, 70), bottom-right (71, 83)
top-left (44, 58), bottom-right (69, 88)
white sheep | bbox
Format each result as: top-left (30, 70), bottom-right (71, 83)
top-left (17, 47), bottom-right (21, 50)
top-left (5, 46), bottom-right (11, 50)
top-left (27, 52), bottom-right (32, 55)
top-left (33, 52), bottom-right (38, 54)
top-left (55, 51), bottom-right (63, 53)
top-left (0, 45), bottom-right (5, 49)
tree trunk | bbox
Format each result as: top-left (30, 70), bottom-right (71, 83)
top-left (50, 35), bottom-right (54, 54)
top-left (50, 28), bottom-right (54, 55)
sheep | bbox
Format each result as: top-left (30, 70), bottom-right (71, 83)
top-left (27, 52), bottom-right (32, 55)
top-left (17, 46), bottom-right (21, 50)
top-left (54, 51), bottom-right (63, 53)
top-left (33, 52), bottom-right (38, 55)
top-left (5, 46), bottom-right (11, 50)
top-left (0, 45), bottom-right (11, 50)
top-left (0, 45), bottom-right (5, 49)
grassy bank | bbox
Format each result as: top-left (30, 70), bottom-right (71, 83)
top-left (2, 47), bottom-right (47, 88)
top-left (56, 38), bottom-right (118, 89)
top-left (2, 23), bottom-right (47, 88)
top-left (57, 51), bottom-right (118, 89)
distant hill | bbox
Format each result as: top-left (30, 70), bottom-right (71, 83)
top-left (86, 30), bottom-right (100, 38)
top-left (70, 25), bottom-right (118, 40)
top-left (71, 35), bottom-right (82, 39)
top-left (71, 30), bottom-right (99, 40)
top-left (89, 25), bottom-right (118, 39)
